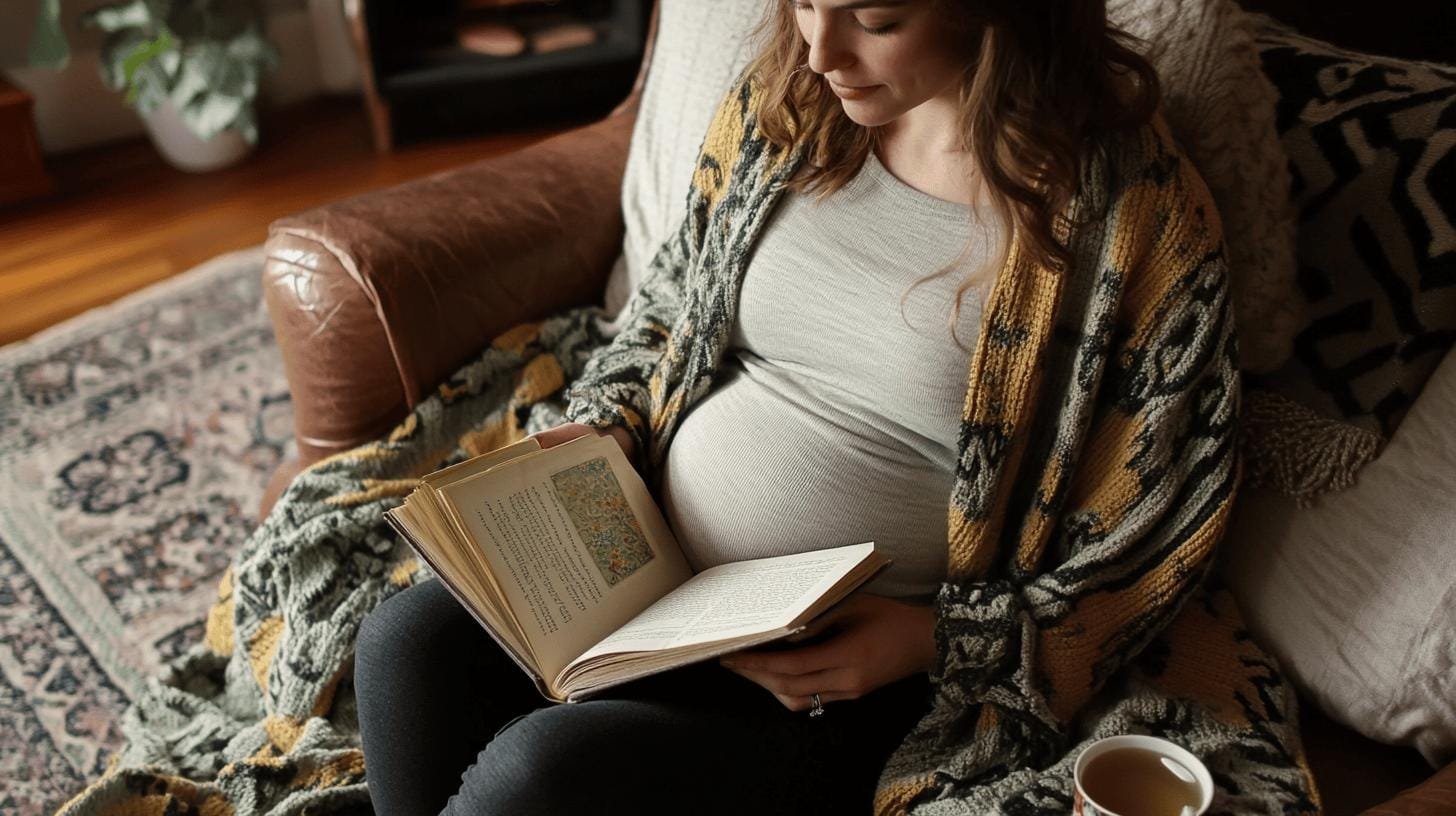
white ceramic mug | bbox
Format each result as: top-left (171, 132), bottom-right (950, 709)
top-left (1072, 735), bottom-right (1215, 816)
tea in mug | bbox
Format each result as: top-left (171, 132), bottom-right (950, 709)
top-left (1081, 746), bottom-right (1204, 816)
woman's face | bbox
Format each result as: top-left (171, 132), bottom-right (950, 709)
top-left (791, 0), bottom-right (969, 128)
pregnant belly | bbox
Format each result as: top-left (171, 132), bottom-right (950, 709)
top-left (656, 364), bottom-right (950, 600)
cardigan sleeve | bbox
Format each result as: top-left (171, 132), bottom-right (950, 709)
top-left (562, 214), bottom-right (695, 471)
top-left (564, 67), bottom-right (757, 471)
top-left (930, 136), bottom-right (1242, 743)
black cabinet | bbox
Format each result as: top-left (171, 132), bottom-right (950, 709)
top-left (348, 0), bottom-right (650, 150)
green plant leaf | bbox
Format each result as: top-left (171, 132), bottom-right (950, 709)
top-left (226, 25), bottom-right (279, 68)
top-left (85, 0), bottom-right (276, 141)
top-left (96, 30), bottom-right (146, 90)
top-left (182, 92), bottom-right (244, 141)
top-left (210, 53), bottom-right (246, 98)
top-left (157, 46), bottom-right (181, 76)
top-left (233, 105), bottom-right (258, 145)
top-left (121, 29), bottom-right (178, 104)
top-left (170, 41), bottom-right (231, 111)
top-left (126, 57), bottom-right (169, 113)
top-left (28, 0), bottom-right (70, 69)
top-left (81, 0), bottom-right (157, 33)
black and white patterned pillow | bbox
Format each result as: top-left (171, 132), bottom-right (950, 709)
top-left (1249, 18), bottom-right (1455, 438)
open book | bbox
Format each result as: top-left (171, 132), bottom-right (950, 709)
top-left (383, 432), bottom-right (889, 703)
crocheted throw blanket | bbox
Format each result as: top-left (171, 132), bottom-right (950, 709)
top-left (60, 69), bottom-right (1325, 815)
top-left (58, 309), bottom-right (607, 814)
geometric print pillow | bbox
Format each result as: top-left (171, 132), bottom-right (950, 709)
top-left (1246, 17), bottom-right (1456, 440)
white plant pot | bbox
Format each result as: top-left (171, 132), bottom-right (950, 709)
top-left (139, 98), bottom-right (254, 173)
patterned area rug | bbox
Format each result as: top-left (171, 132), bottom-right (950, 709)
top-left (0, 247), bottom-right (292, 815)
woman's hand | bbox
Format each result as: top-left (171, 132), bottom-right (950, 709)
top-left (529, 422), bottom-right (635, 461)
top-left (718, 592), bottom-right (937, 712)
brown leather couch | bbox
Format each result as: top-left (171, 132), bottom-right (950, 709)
top-left (259, 3), bottom-right (1455, 813)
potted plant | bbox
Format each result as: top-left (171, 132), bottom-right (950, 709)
top-left (82, 0), bottom-right (280, 172)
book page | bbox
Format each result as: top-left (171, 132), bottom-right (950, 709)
top-left (422, 435), bottom-right (544, 490)
top-left (571, 543), bottom-right (875, 665)
top-left (439, 433), bottom-right (692, 684)
top-left (385, 506), bottom-right (536, 679)
top-left (389, 498), bottom-right (525, 659)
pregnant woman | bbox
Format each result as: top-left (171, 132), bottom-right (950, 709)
top-left (352, 1), bottom-right (1313, 814)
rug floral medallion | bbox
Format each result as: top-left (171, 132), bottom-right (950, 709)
top-left (0, 247), bottom-right (292, 815)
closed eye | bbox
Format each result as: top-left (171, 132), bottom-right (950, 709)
top-left (790, 2), bottom-right (901, 36)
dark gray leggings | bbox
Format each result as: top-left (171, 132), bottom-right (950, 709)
top-left (354, 577), bottom-right (933, 815)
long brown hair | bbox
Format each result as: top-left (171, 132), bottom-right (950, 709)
top-left (745, 0), bottom-right (1160, 347)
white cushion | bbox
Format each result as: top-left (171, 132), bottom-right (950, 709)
top-left (606, 0), bottom-right (1301, 374)
top-left (1225, 348), bottom-right (1456, 768)
top-left (604, 0), bottom-right (765, 320)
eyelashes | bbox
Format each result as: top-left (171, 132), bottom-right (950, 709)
top-left (789, 2), bottom-right (901, 36)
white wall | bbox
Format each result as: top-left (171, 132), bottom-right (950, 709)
top-left (2, 0), bottom-right (360, 154)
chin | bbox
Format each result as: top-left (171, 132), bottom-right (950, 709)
top-left (841, 103), bottom-right (896, 128)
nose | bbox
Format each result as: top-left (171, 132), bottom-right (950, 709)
top-left (805, 13), bottom-right (854, 76)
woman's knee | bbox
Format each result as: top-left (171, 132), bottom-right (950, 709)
top-left (442, 710), bottom-right (566, 815)
top-left (443, 703), bottom-right (670, 815)
top-left (354, 579), bottom-right (462, 689)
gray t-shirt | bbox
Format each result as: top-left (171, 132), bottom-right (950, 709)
top-left (657, 149), bottom-right (1002, 601)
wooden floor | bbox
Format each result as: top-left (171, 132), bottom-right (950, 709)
top-left (0, 96), bottom-right (587, 346)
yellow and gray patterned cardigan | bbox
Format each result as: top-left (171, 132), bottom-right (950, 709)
top-left (564, 71), bottom-right (1322, 814)
top-left (59, 70), bottom-right (1324, 816)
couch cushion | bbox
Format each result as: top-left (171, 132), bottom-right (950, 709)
top-left (608, 0), bottom-right (1303, 373)
top-left (1226, 346), bottom-right (1456, 768)
top-left (1108, 0), bottom-right (1302, 372)
top-left (604, 0), bottom-right (762, 324)
top-left (1244, 20), bottom-right (1456, 439)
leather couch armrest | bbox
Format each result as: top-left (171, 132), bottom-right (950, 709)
top-left (262, 106), bottom-right (635, 464)
top-left (1363, 762), bottom-right (1456, 816)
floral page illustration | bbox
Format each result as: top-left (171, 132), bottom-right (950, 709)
top-left (550, 456), bottom-right (654, 586)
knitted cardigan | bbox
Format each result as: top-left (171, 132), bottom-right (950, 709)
top-left (58, 69), bottom-right (1322, 816)
top-left (564, 70), bottom-right (1322, 814)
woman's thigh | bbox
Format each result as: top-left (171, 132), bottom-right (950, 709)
top-left (441, 660), bottom-right (932, 816)
top-left (355, 578), bottom-right (549, 816)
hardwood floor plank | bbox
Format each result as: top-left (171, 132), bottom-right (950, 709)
top-left (8, 258), bottom-right (177, 341)
top-left (0, 96), bottom-right (588, 346)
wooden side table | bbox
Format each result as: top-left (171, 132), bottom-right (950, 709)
top-left (0, 76), bottom-right (53, 207)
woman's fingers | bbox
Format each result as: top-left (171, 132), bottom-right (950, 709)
top-left (602, 425), bottom-right (635, 460)
top-left (727, 631), bottom-right (857, 676)
top-left (723, 664), bottom-right (863, 703)
top-left (530, 423), bottom-right (635, 459)
top-left (529, 423), bottom-right (594, 449)
top-left (777, 691), bottom-right (852, 712)
top-left (784, 603), bottom-right (852, 643)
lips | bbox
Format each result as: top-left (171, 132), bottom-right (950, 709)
top-left (829, 80), bottom-right (878, 99)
